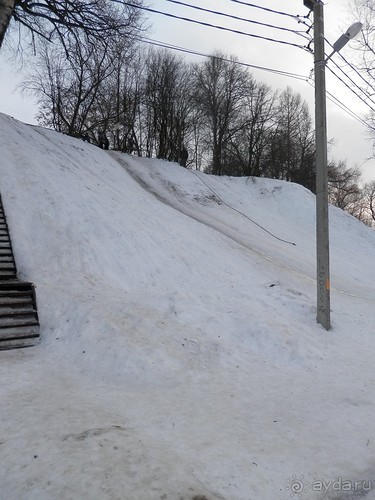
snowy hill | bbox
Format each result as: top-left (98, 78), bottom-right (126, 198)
top-left (1, 112), bottom-right (375, 499)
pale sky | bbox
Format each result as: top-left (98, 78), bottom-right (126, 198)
top-left (1, 0), bottom-right (375, 181)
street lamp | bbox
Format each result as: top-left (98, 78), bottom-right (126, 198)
top-left (303, 0), bottom-right (362, 330)
top-left (327, 22), bottom-right (363, 61)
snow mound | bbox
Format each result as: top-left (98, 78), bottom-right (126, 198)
top-left (1, 113), bottom-right (375, 499)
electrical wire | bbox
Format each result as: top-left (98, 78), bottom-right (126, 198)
top-left (189, 169), bottom-right (297, 246)
top-left (135, 36), bottom-right (309, 81)
top-left (128, 1), bottom-right (374, 133)
top-left (306, 79), bottom-right (374, 130)
top-left (326, 64), bottom-right (375, 115)
top-left (161, 0), bottom-right (311, 40)
top-left (336, 51), bottom-right (375, 97)
top-left (325, 38), bottom-right (375, 102)
top-left (329, 57), bottom-right (375, 110)
top-left (226, 0), bottom-right (309, 24)
top-left (137, 34), bottom-right (373, 129)
top-left (229, 0), bottom-right (308, 19)
top-left (326, 91), bottom-right (373, 129)
top-left (122, 2), bottom-right (311, 52)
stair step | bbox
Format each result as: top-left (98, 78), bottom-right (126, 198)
top-left (0, 319), bottom-right (39, 329)
top-left (0, 280), bottom-right (34, 292)
top-left (0, 263), bottom-right (16, 269)
top-left (0, 289), bottom-right (32, 297)
top-left (0, 318), bottom-right (38, 328)
top-left (0, 305), bottom-right (34, 313)
top-left (0, 297), bottom-right (33, 306)
top-left (0, 328), bottom-right (39, 344)
top-left (0, 294), bottom-right (32, 301)
top-left (0, 327), bottom-right (39, 343)
top-left (0, 308), bottom-right (36, 317)
top-left (0, 313), bottom-right (39, 328)
top-left (0, 304), bottom-right (36, 313)
top-left (0, 336), bottom-right (39, 350)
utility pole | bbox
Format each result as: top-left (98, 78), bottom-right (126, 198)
top-left (304, 0), bottom-right (331, 330)
top-left (314, 1), bottom-right (331, 330)
top-left (304, 0), bottom-right (362, 330)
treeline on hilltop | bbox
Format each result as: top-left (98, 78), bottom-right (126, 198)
top-left (23, 39), bottom-right (375, 226)
top-left (24, 39), bottom-right (316, 187)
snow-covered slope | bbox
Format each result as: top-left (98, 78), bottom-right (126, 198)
top-left (1, 112), bottom-right (375, 499)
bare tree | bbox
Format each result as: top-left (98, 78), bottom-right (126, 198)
top-left (193, 53), bottom-right (248, 175)
top-left (361, 180), bottom-right (375, 225)
top-left (90, 40), bottom-right (145, 152)
top-left (23, 35), bottom-right (117, 139)
top-left (262, 87), bottom-right (315, 190)
top-left (0, 0), bottom-right (13, 48)
top-left (328, 160), bottom-right (364, 218)
top-left (112, 47), bottom-right (145, 154)
top-left (225, 81), bottom-right (277, 177)
top-left (143, 49), bottom-right (193, 162)
top-left (0, 0), bottom-right (145, 52)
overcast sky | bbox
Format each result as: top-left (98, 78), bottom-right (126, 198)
top-left (1, 0), bottom-right (374, 181)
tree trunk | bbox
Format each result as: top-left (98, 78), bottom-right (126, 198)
top-left (0, 0), bottom-right (15, 49)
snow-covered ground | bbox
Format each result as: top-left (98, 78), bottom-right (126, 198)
top-left (1, 112), bottom-right (375, 500)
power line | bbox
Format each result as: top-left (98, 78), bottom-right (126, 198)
top-left (325, 38), bottom-right (375, 101)
top-left (122, 2), bottom-right (311, 52)
top-left (189, 169), bottom-right (296, 246)
top-left (337, 51), bottom-right (375, 97)
top-left (138, 34), bottom-right (373, 130)
top-left (326, 64), bottom-right (375, 115)
top-left (226, 0), bottom-right (310, 24)
top-left (161, 0), bottom-right (311, 40)
top-left (307, 79), bottom-right (373, 130)
top-left (128, 1), bottom-right (373, 131)
top-left (329, 56), bottom-right (375, 107)
top-left (136, 36), bottom-right (308, 81)
top-left (326, 91), bottom-right (372, 129)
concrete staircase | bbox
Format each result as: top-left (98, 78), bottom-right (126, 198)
top-left (0, 196), bottom-right (40, 350)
